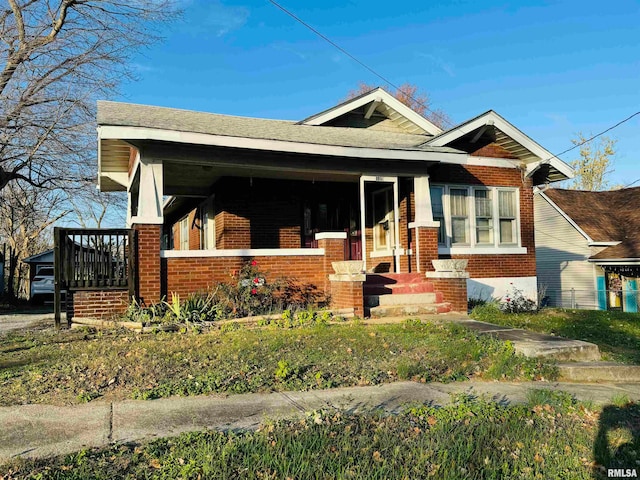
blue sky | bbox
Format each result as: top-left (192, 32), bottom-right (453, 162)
top-left (120, 0), bottom-right (640, 187)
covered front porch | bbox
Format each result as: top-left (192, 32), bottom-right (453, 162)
top-left (121, 140), bottom-right (448, 279)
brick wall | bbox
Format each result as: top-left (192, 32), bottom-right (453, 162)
top-left (163, 238), bottom-right (349, 310)
top-left (164, 255), bottom-right (326, 297)
top-left (429, 164), bottom-right (536, 278)
top-left (134, 224), bottom-right (162, 304)
top-left (68, 290), bottom-right (129, 320)
top-left (430, 278), bottom-right (467, 313)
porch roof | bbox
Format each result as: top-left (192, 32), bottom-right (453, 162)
top-left (98, 101), bottom-right (460, 151)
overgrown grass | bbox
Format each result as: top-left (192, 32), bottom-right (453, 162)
top-left (471, 304), bottom-right (640, 364)
top-left (0, 321), bottom-right (556, 406)
top-left (3, 393), bottom-right (637, 479)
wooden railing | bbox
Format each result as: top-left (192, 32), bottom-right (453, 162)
top-left (54, 228), bottom-right (136, 327)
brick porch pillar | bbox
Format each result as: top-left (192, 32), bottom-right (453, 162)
top-left (316, 232), bottom-right (347, 294)
top-left (329, 272), bottom-right (365, 317)
top-left (133, 224), bottom-right (162, 305)
top-left (413, 225), bottom-right (440, 273)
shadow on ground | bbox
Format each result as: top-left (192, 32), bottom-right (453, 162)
top-left (593, 403), bottom-right (640, 479)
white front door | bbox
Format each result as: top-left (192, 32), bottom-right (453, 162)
top-left (372, 186), bottom-right (396, 253)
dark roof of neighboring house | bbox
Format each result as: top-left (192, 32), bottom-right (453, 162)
top-left (543, 187), bottom-right (640, 260)
top-left (22, 249), bottom-right (54, 264)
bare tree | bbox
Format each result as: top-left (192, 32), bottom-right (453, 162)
top-left (0, 181), bottom-right (69, 297)
top-left (0, 0), bottom-right (177, 193)
top-left (64, 161), bottom-right (127, 227)
top-left (344, 82), bottom-right (452, 130)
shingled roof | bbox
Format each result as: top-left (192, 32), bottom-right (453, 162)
top-left (97, 101), bottom-right (461, 153)
top-left (543, 187), bottom-right (640, 260)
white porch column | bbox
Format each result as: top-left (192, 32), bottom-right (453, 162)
top-left (392, 177), bottom-right (401, 273)
top-left (413, 176), bottom-right (437, 225)
top-left (409, 176), bottom-right (441, 274)
top-left (359, 176), bottom-right (367, 273)
top-left (131, 156), bottom-right (164, 225)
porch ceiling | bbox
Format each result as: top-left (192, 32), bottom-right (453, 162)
top-left (147, 143), bottom-right (437, 196)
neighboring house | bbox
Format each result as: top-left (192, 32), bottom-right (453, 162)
top-left (83, 87), bottom-right (572, 319)
top-left (22, 249), bottom-right (54, 300)
top-left (534, 187), bottom-right (640, 312)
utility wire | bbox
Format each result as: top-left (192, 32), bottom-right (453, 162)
top-left (268, 0), bottom-right (639, 177)
top-left (268, 0), bottom-right (455, 128)
top-left (537, 110), bottom-right (640, 170)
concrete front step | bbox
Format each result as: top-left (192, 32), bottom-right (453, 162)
top-left (365, 273), bottom-right (425, 285)
top-left (450, 319), bottom-right (602, 362)
top-left (365, 292), bottom-right (441, 307)
top-left (369, 303), bottom-right (452, 317)
top-left (364, 282), bottom-right (435, 295)
top-left (558, 362), bottom-right (640, 383)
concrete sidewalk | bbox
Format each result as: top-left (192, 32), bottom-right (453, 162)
top-left (2, 380), bottom-right (640, 463)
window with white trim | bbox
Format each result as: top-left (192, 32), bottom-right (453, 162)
top-left (498, 190), bottom-right (517, 245)
top-left (449, 188), bottom-right (469, 245)
top-left (429, 185), bottom-right (520, 249)
top-left (474, 189), bottom-right (493, 245)
top-left (429, 186), bottom-right (445, 244)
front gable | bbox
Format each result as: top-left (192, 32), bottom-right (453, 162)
top-left (425, 110), bottom-right (573, 183)
top-left (299, 87), bottom-right (443, 136)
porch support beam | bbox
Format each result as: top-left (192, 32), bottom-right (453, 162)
top-left (364, 100), bottom-right (381, 119)
top-left (412, 176), bottom-right (440, 226)
top-left (131, 155), bottom-right (164, 225)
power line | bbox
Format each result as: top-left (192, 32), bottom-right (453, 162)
top-left (268, 0), bottom-right (640, 177)
top-left (538, 110), bottom-right (640, 171)
top-left (267, 0), bottom-right (454, 128)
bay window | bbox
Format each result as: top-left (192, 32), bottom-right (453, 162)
top-left (429, 185), bottom-right (521, 251)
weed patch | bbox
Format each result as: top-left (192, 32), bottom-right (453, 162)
top-left (2, 395), bottom-right (632, 479)
top-left (0, 322), bottom-right (556, 406)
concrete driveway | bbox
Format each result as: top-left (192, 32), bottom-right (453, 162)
top-left (0, 310), bottom-right (59, 334)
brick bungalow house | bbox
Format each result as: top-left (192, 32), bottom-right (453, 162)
top-left (90, 88), bottom-right (572, 318)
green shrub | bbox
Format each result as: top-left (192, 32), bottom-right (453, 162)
top-left (209, 261), bottom-right (326, 319)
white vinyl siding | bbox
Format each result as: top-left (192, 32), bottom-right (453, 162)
top-left (534, 194), bottom-right (597, 308)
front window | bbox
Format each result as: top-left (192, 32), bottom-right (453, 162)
top-left (432, 185), bottom-right (520, 249)
top-left (430, 186), bottom-right (445, 244)
top-left (474, 189), bottom-right (493, 244)
top-left (449, 188), bottom-right (469, 245)
top-left (498, 190), bottom-right (517, 244)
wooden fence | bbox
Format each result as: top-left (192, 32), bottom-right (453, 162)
top-left (54, 228), bottom-right (136, 327)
